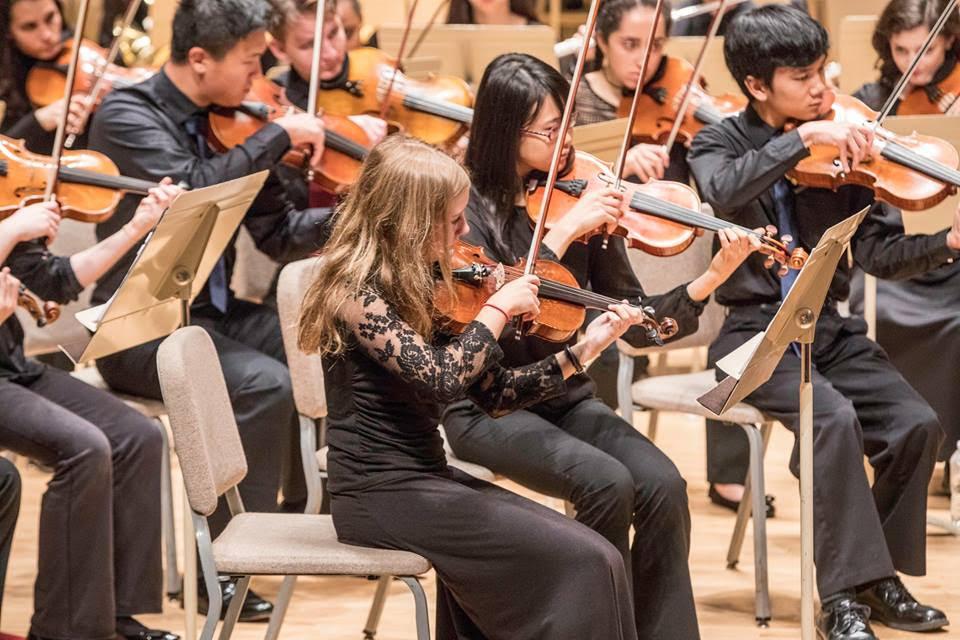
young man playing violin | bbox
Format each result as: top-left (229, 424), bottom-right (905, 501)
top-left (87, 0), bottom-right (334, 621)
top-left (688, 6), bottom-right (960, 638)
top-left (851, 0), bottom-right (960, 493)
top-left (0, 185), bottom-right (183, 640)
top-left (266, 0), bottom-right (386, 207)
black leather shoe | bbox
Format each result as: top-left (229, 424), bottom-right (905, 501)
top-left (708, 484), bottom-right (776, 518)
top-left (817, 597), bottom-right (877, 640)
top-left (116, 616), bottom-right (180, 640)
top-left (857, 577), bottom-right (950, 632)
top-left (195, 577), bottom-right (274, 623)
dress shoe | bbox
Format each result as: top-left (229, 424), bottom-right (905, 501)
top-left (817, 596), bottom-right (877, 640)
top-left (116, 616), bottom-right (180, 640)
top-left (194, 576), bottom-right (274, 623)
top-left (857, 577), bottom-right (949, 632)
top-left (708, 484), bottom-right (776, 518)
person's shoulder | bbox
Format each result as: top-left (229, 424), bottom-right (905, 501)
top-left (852, 82), bottom-right (887, 111)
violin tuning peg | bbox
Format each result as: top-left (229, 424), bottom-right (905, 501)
top-left (763, 255), bottom-right (775, 269)
top-left (778, 265), bottom-right (789, 277)
top-left (765, 225), bottom-right (778, 236)
top-left (643, 306), bottom-right (656, 316)
top-left (781, 234), bottom-right (793, 245)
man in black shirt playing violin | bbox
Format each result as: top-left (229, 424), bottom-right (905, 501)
top-left (88, 0), bottom-right (335, 622)
top-left (688, 6), bottom-right (960, 639)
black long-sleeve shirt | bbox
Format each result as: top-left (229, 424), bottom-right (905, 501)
top-left (0, 241), bottom-right (83, 382)
top-left (88, 69), bottom-right (333, 310)
top-left (687, 105), bottom-right (959, 308)
top-left (449, 189), bottom-right (706, 411)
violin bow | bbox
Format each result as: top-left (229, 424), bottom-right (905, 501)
top-left (524, 0), bottom-right (603, 271)
top-left (407, 0), bottom-right (452, 60)
top-left (304, 0), bottom-right (328, 181)
top-left (669, 0), bottom-right (749, 24)
top-left (65, 0), bottom-right (143, 149)
top-left (611, 0), bottom-right (665, 188)
top-left (378, 0), bottom-right (419, 121)
top-left (873, 0), bottom-right (959, 128)
top-left (43, 0), bottom-right (92, 203)
top-left (662, 0), bottom-right (729, 152)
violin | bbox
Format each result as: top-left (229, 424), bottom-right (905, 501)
top-left (434, 240), bottom-right (679, 345)
top-left (525, 150), bottom-right (806, 272)
top-left (0, 135), bottom-right (157, 222)
top-left (617, 56), bottom-right (745, 146)
top-left (788, 92), bottom-right (960, 211)
top-left (17, 285), bottom-right (60, 328)
top-left (315, 47), bottom-right (474, 147)
top-left (897, 63), bottom-right (960, 115)
top-left (207, 76), bottom-right (372, 194)
top-left (25, 38), bottom-right (153, 108)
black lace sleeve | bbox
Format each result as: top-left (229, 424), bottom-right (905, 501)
top-left (343, 290), bottom-right (566, 413)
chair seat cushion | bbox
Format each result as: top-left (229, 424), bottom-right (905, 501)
top-left (316, 446), bottom-right (496, 482)
top-left (632, 369), bottom-right (768, 424)
top-left (71, 367), bottom-right (167, 418)
top-left (212, 512), bottom-right (431, 576)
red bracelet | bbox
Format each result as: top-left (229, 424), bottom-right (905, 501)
top-left (482, 302), bottom-right (511, 323)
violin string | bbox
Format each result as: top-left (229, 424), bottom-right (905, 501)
top-left (628, 191), bottom-right (759, 237)
top-left (881, 142), bottom-right (960, 187)
top-left (402, 94), bottom-right (474, 124)
top-left (499, 264), bottom-right (642, 309)
top-left (324, 130), bottom-right (369, 161)
top-left (55, 165), bottom-right (155, 194)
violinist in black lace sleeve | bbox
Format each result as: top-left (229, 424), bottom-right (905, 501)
top-left (297, 134), bottom-right (647, 640)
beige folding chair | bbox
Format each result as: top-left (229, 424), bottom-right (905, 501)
top-left (158, 326), bottom-right (432, 640)
top-left (616, 230), bottom-right (775, 626)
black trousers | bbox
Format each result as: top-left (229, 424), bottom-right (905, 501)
top-left (443, 397), bottom-right (698, 640)
top-left (0, 365), bottom-right (162, 640)
top-left (331, 467), bottom-right (637, 640)
top-left (97, 299), bottom-right (298, 537)
top-left (706, 307), bottom-right (941, 597)
top-left (0, 457), bottom-right (20, 621)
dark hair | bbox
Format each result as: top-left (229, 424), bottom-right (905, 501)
top-left (268, 0), bottom-right (335, 41)
top-left (0, 0), bottom-right (64, 129)
top-left (446, 0), bottom-right (539, 24)
top-left (873, 0), bottom-right (960, 88)
top-left (723, 4), bottom-right (828, 97)
top-left (171, 0), bottom-right (272, 63)
top-left (465, 53), bottom-right (568, 240)
top-left (597, 0), bottom-right (673, 43)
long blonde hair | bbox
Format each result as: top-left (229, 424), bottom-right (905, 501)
top-left (298, 135), bottom-right (470, 356)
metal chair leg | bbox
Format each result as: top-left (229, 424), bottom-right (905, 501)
top-left (218, 575), bottom-right (251, 640)
top-left (400, 576), bottom-right (431, 640)
top-left (263, 576), bottom-right (298, 640)
top-left (193, 514), bottom-right (222, 640)
top-left (726, 425), bottom-right (755, 570)
top-left (617, 349), bottom-right (635, 424)
top-left (745, 425), bottom-right (771, 626)
top-left (363, 575), bottom-right (392, 639)
top-left (184, 487), bottom-right (198, 640)
top-left (156, 418), bottom-right (181, 599)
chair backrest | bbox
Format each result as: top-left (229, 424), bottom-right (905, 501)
top-left (20, 220), bottom-right (97, 358)
top-left (624, 223), bottom-right (726, 356)
top-left (157, 326), bottom-right (247, 517)
top-left (231, 226), bottom-right (279, 304)
top-left (277, 258), bottom-right (328, 420)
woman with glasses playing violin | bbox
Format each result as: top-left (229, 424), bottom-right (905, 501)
top-left (0, 183), bottom-right (183, 640)
top-left (440, 53), bottom-right (761, 640)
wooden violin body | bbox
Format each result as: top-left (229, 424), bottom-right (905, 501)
top-left (316, 47), bottom-right (474, 147)
top-left (898, 63), bottom-right (960, 115)
top-left (525, 151), bottom-right (701, 256)
top-left (26, 38), bottom-right (153, 108)
top-left (789, 94), bottom-right (960, 211)
top-left (207, 77), bottom-right (372, 194)
top-left (0, 135), bottom-right (156, 223)
top-left (435, 241), bottom-right (678, 344)
top-left (617, 56), bottom-right (745, 146)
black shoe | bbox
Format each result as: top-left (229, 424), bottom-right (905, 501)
top-left (817, 597), bottom-right (877, 640)
top-left (116, 616), bottom-right (180, 640)
top-left (708, 484), bottom-right (776, 518)
top-left (194, 577), bottom-right (274, 623)
top-left (857, 577), bottom-right (950, 632)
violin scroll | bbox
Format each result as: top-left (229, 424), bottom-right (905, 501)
top-left (17, 286), bottom-right (60, 328)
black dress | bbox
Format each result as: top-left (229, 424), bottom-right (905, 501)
top-left (326, 289), bottom-right (637, 640)
top-left (850, 81), bottom-right (960, 462)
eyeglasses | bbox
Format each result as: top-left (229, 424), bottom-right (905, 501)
top-left (521, 113), bottom-right (578, 143)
